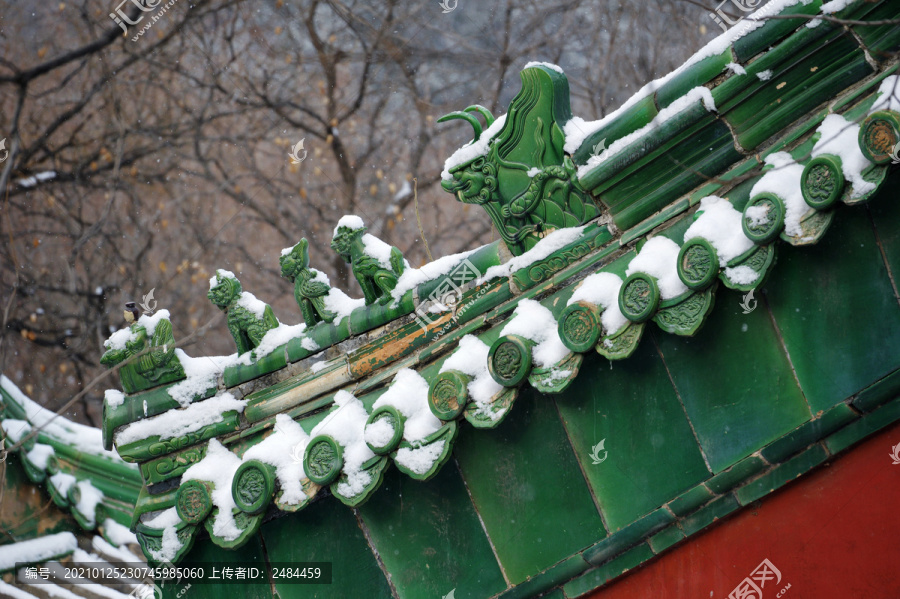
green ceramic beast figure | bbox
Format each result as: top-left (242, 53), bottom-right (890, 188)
top-left (439, 65), bottom-right (600, 256)
top-left (100, 310), bottom-right (185, 394)
top-left (207, 270), bottom-right (279, 354)
top-left (330, 217), bottom-right (407, 306)
top-left (280, 238), bottom-right (337, 326)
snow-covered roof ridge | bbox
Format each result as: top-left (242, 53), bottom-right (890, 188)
top-left (90, 0), bottom-right (899, 567)
top-left (562, 0), bottom-right (819, 158)
top-left (0, 377), bottom-right (142, 539)
top-left (0, 376), bottom-right (132, 464)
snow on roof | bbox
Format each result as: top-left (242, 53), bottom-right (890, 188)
top-left (811, 114), bottom-right (875, 196)
top-left (50, 472), bottom-right (77, 497)
top-left (575, 86), bottom-right (717, 178)
top-left (370, 369), bottom-right (441, 443)
top-left (625, 236), bottom-right (688, 300)
top-left (92, 535), bottom-right (142, 565)
top-left (479, 225), bottom-right (587, 283)
top-left (0, 532), bottom-right (78, 571)
top-left (683, 196), bottom-right (755, 266)
top-left (500, 299), bottom-right (571, 369)
top-left (439, 335), bottom-right (504, 418)
top-left (0, 375), bottom-right (130, 463)
top-left (0, 580), bottom-right (39, 599)
top-left (568, 272), bottom-right (628, 335)
top-left (254, 322), bottom-right (308, 359)
top-left (74, 480), bottom-right (104, 527)
top-left (2, 418), bottom-right (31, 444)
top-left (391, 247), bottom-right (481, 301)
top-left (563, 0), bottom-right (814, 155)
top-left (870, 75), bottom-right (900, 113)
top-left (167, 350), bottom-right (246, 408)
top-left (242, 413), bottom-right (310, 506)
top-left (104, 389), bottom-right (125, 409)
top-left (749, 152), bottom-right (807, 237)
top-left (26, 443), bottom-right (55, 469)
top-left (102, 519), bottom-right (139, 548)
top-left (441, 113), bottom-right (508, 182)
top-left (319, 274), bottom-right (365, 321)
top-left (141, 507), bottom-right (182, 563)
top-left (821, 0), bottom-right (856, 13)
top-left (182, 440), bottom-right (243, 541)
top-left (395, 442), bottom-right (446, 476)
top-left (115, 391), bottom-right (246, 445)
top-left (310, 390), bottom-right (374, 497)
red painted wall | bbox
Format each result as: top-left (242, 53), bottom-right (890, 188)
top-left (587, 421), bottom-right (900, 599)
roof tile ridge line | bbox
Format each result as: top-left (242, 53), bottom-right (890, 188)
top-left (759, 291), bottom-right (815, 420)
top-left (30, 433), bottom-right (140, 480)
top-left (866, 206), bottom-right (900, 307)
top-left (717, 47), bottom-right (752, 157)
top-left (352, 507), bottom-right (403, 599)
top-left (269, 228), bottom-right (611, 414)
top-left (51, 452), bottom-right (142, 487)
top-left (550, 395), bottom-right (612, 536)
top-left (9, 451), bottom-right (138, 535)
top-left (453, 455), bottom-right (512, 589)
top-left (648, 330), bottom-right (714, 475)
top-left (843, 18), bottom-right (879, 71)
top-left (0, 389), bottom-right (141, 488)
top-left (253, 524), bottom-right (278, 598)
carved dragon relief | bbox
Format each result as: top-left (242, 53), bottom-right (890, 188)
top-left (440, 65), bottom-right (601, 256)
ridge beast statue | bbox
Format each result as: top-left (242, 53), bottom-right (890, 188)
top-left (280, 238), bottom-right (337, 326)
top-left (100, 306), bottom-right (185, 394)
top-left (439, 65), bottom-right (600, 256)
top-left (207, 270), bottom-right (279, 355)
top-left (330, 216), bottom-right (408, 306)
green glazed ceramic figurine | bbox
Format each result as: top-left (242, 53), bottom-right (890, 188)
top-left (207, 270), bottom-right (279, 354)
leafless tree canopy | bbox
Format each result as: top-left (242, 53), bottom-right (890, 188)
top-left (0, 0), bottom-right (721, 425)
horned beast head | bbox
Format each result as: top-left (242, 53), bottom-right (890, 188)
top-left (330, 216), bottom-right (367, 263)
top-left (208, 270), bottom-right (242, 308)
top-left (439, 105), bottom-right (499, 205)
top-left (280, 238), bottom-right (310, 280)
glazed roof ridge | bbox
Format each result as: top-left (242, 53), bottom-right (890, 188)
top-left (0, 376), bottom-right (141, 534)
top-left (92, 0), bottom-right (900, 565)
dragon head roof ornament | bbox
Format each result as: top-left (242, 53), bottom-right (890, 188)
top-left (440, 65), bottom-right (600, 256)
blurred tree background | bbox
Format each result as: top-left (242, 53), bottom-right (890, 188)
top-left (0, 0), bottom-right (729, 426)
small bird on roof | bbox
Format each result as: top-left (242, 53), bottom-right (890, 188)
top-left (123, 301), bottom-right (141, 324)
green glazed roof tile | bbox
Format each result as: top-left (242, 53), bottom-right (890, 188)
top-left (455, 389), bottom-right (605, 584)
top-left (852, 368), bottom-right (900, 413)
top-left (648, 525), bottom-right (686, 555)
top-left (732, 0), bottom-right (823, 62)
top-left (85, 4), bottom-right (900, 595)
top-left (0, 376), bottom-right (141, 533)
top-left (564, 543), bottom-right (654, 598)
top-left (824, 395), bottom-right (900, 455)
top-left (734, 444), bottom-right (829, 505)
top-left (679, 493), bottom-right (740, 536)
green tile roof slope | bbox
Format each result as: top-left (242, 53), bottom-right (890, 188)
top-left (94, 0), bottom-right (900, 594)
top-left (0, 376), bottom-right (142, 532)
top-left (0, 377), bottom-right (153, 597)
